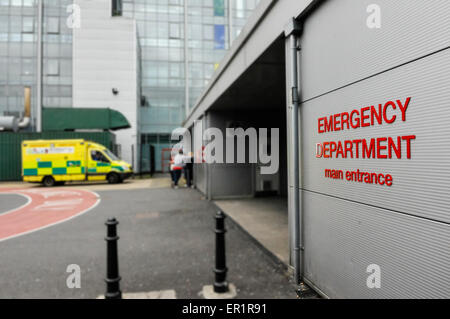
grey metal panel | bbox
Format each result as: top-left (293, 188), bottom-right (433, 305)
top-left (301, 49), bottom-right (450, 223)
top-left (299, 2), bottom-right (450, 297)
top-left (210, 164), bottom-right (254, 199)
top-left (194, 163), bottom-right (207, 195)
top-left (194, 115), bottom-right (208, 196)
top-left (301, 0), bottom-right (450, 101)
top-left (203, 109), bottom-right (286, 199)
top-left (302, 190), bottom-right (450, 298)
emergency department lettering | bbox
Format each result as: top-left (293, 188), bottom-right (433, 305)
top-left (318, 98), bottom-right (410, 133)
top-left (316, 97), bottom-right (415, 160)
top-left (316, 97), bottom-right (416, 188)
top-left (315, 135), bottom-right (415, 159)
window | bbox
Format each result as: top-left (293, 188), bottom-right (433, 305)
top-left (214, 0), bottom-right (225, 16)
top-left (169, 23), bottom-right (180, 39)
top-left (22, 17), bottom-right (34, 33)
top-left (214, 25), bottom-right (225, 50)
top-left (104, 149), bottom-right (119, 161)
top-left (235, 0), bottom-right (245, 18)
top-left (46, 60), bottom-right (59, 76)
top-left (47, 17), bottom-right (60, 34)
top-left (112, 0), bottom-right (123, 17)
top-left (91, 150), bottom-right (110, 163)
top-left (203, 25), bottom-right (214, 40)
top-left (169, 63), bottom-right (181, 78)
top-left (22, 59), bottom-right (34, 75)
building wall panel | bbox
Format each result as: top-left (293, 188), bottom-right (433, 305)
top-left (301, 0), bottom-right (450, 101)
top-left (303, 190), bottom-right (450, 299)
top-left (72, 0), bottom-right (139, 168)
top-left (301, 49), bottom-right (450, 223)
top-left (298, 1), bottom-right (450, 298)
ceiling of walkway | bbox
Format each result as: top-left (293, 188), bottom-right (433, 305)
top-left (210, 37), bottom-right (286, 112)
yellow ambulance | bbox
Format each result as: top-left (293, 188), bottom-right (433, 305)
top-left (22, 139), bottom-right (133, 187)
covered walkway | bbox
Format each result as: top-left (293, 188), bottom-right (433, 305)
top-left (215, 197), bottom-right (289, 265)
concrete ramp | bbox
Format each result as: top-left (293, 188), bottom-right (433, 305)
top-left (214, 197), bottom-right (289, 265)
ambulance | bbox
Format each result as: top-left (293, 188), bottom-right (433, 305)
top-left (21, 139), bottom-right (133, 187)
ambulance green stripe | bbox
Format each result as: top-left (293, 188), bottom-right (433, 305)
top-left (52, 168), bottom-right (67, 175)
top-left (96, 162), bottom-right (110, 167)
top-left (38, 162), bottom-right (52, 168)
top-left (24, 169), bottom-right (38, 176)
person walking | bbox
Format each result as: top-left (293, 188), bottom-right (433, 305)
top-left (183, 152), bottom-right (194, 188)
top-left (170, 149), bottom-right (185, 189)
top-left (169, 161), bottom-right (175, 188)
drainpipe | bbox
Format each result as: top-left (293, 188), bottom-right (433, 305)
top-left (228, 0), bottom-right (233, 47)
top-left (183, 0), bottom-right (190, 118)
top-left (285, 18), bottom-right (303, 286)
top-left (36, 0), bottom-right (43, 132)
top-left (285, 1), bottom-right (327, 296)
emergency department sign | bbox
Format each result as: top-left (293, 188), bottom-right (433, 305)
top-left (314, 97), bottom-right (415, 187)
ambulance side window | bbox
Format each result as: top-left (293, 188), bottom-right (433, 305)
top-left (91, 150), bottom-right (110, 163)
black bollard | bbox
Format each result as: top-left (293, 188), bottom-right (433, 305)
top-left (105, 218), bottom-right (122, 299)
top-left (214, 211), bottom-right (229, 293)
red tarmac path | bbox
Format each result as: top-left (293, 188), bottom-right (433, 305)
top-left (0, 188), bottom-right (100, 242)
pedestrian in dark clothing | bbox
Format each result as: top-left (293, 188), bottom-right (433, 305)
top-left (183, 152), bottom-right (194, 188)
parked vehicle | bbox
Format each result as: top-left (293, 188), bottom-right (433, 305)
top-left (22, 139), bottom-right (132, 187)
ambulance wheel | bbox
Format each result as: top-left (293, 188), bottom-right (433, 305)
top-left (107, 173), bottom-right (120, 184)
top-left (43, 176), bottom-right (55, 187)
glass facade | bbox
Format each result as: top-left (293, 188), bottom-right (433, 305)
top-left (0, 0), bottom-right (259, 170)
top-left (41, 0), bottom-right (73, 110)
top-left (1, 0), bottom-right (35, 120)
top-left (124, 0), bottom-right (259, 171)
top-left (0, 0), bottom-right (72, 129)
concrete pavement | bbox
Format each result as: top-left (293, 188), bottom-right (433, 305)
top-left (0, 176), bottom-right (172, 192)
top-left (0, 185), bottom-right (296, 299)
top-left (215, 198), bottom-right (289, 266)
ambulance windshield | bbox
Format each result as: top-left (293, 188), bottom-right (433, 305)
top-left (104, 149), bottom-right (119, 161)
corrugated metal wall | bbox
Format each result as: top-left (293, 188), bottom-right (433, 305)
top-left (0, 132), bottom-right (116, 181)
top-left (297, 0), bottom-right (450, 298)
